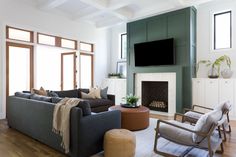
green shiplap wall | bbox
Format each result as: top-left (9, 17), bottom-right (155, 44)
top-left (127, 7), bottom-right (196, 113)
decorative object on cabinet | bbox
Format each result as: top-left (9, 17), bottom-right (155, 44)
top-left (116, 61), bottom-right (127, 78)
top-left (197, 55), bottom-right (231, 78)
top-left (108, 73), bottom-right (122, 78)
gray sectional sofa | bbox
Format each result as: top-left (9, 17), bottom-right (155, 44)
top-left (7, 94), bottom-right (121, 157)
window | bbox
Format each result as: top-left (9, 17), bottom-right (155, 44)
top-left (61, 38), bottom-right (77, 49)
top-left (6, 26), bottom-right (33, 42)
top-left (214, 11), bottom-right (232, 50)
top-left (80, 42), bottom-right (94, 88)
top-left (80, 42), bottom-right (93, 52)
top-left (37, 33), bottom-right (56, 46)
top-left (120, 33), bottom-right (127, 59)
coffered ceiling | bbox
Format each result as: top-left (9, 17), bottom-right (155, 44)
top-left (14, 0), bottom-right (217, 28)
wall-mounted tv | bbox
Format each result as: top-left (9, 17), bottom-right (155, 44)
top-left (134, 38), bottom-right (175, 66)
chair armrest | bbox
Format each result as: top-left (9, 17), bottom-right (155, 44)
top-left (192, 105), bottom-right (213, 111)
top-left (75, 110), bottom-right (121, 157)
top-left (107, 94), bottom-right (115, 104)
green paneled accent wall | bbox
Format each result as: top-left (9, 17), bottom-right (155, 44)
top-left (127, 7), bottom-right (196, 113)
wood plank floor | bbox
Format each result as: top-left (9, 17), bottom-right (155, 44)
top-left (0, 115), bottom-right (236, 157)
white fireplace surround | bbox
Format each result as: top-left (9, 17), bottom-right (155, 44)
top-left (135, 73), bottom-right (176, 116)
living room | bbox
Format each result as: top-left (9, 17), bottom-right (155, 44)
top-left (0, 0), bottom-right (236, 157)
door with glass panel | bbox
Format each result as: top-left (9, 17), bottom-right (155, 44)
top-left (6, 42), bottom-right (33, 96)
top-left (61, 52), bottom-right (76, 90)
top-left (80, 53), bottom-right (93, 88)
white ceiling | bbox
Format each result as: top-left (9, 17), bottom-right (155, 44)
top-left (14, 0), bottom-right (217, 28)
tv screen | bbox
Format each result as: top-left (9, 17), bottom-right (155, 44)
top-left (134, 38), bottom-right (175, 66)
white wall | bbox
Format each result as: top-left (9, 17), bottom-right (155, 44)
top-left (0, 0), bottom-right (110, 119)
top-left (197, 0), bottom-right (236, 78)
top-left (109, 24), bottom-right (126, 73)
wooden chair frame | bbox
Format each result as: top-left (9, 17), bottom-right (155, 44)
top-left (153, 113), bottom-right (224, 157)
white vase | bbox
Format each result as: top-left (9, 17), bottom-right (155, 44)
top-left (221, 69), bottom-right (233, 78)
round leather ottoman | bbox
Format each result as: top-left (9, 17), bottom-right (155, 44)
top-left (109, 105), bottom-right (150, 131)
top-left (104, 129), bottom-right (136, 157)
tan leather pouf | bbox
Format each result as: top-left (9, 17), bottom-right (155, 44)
top-left (104, 129), bottom-right (136, 157)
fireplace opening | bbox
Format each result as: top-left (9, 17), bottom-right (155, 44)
top-left (141, 81), bottom-right (168, 112)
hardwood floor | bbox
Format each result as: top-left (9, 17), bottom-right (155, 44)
top-left (0, 116), bottom-right (236, 157)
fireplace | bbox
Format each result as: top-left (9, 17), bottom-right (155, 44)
top-left (142, 81), bottom-right (168, 112)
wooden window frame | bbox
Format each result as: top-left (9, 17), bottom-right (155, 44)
top-left (6, 26), bottom-right (34, 43)
top-left (213, 11), bottom-right (232, 50)
top-left (80, 42), bottom-right (94, 52)
top-left (6, 42), bottom-right (34, 96)
top-left (80, 53), bottom-right (94, 88)
top-left (61, 52), bottom-right (77, 90)
top-left (37, 33), bottom-right (77, 50)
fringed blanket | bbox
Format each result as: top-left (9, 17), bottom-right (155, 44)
top-left (52, 98), bottom-right (81, 153)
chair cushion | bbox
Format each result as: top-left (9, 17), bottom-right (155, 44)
top-left (184, 111), bottom-right (202, 123)
top-left (193, 109), bottom-right (222, 143)
top-left (214, 101), bottom-right (231, 113)
top-left (159, 120), bottom-right (194, 146)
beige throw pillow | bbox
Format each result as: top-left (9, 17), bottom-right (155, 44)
top-left (81, 92), bottom-right (96, 99)
top-left (89, 87), bottom-right (101, 99)
top-left (31, 87), bottom-right (47, 96)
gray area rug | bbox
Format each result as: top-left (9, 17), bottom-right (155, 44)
top-left (93, 118), bottom-right (221, 157)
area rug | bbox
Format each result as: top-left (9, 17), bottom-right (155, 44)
top-left (93, 118), bottom-right (220, 157)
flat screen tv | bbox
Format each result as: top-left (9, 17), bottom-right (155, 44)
top-left (134, 38), bottom-right (175, 66)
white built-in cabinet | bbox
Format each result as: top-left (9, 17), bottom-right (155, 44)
top-left (192, 78), bottom-right (235, 118)
top-left (101, 78), bottom-right (127, 105)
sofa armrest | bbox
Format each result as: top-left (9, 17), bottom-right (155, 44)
top-left (76, 110), bottom-right (121, 157)
top-left (107, 94), bottom-right (115, 104)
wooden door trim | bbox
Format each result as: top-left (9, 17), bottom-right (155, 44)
top-left (61, 52), bottom-right (76, 90)
top-left (6, 42), bottom-right (34, 96)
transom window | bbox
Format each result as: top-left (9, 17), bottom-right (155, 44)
top-left (6, 26), bottom-right (33, 43)
top-left (213, 11), bottom-right (232, 50)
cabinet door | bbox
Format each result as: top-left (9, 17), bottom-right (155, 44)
top-left (192, 79), bottom-right (205, 112)
top-left (114, 79), bottom-right (127, 104)
top-left (219, 79), bottom-right (234, 116)
top-left (205, 79), bottom-right (219, 108)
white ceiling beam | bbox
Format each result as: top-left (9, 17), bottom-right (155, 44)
top-left (38, 0), bottom-right (69, 10)
top-left (170, 0), bottom-right (187, 7)
top-left (75, 10), bottom-right (105, 20)
top-left (96, 17), bottom-right (123, 28)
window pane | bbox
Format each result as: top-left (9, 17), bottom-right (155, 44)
top-left (62, 54), bottom-right (75, 90)
top-left (121, 34), bottom-right (127, 59)
top-left (80, 42), bottom-right (93, 52)
top-left (61, 39), bottom-right (76, 49)
top-left (38, 34), bottom-right (56, 46)
top-left (80, 55), bottom-right (92, 88)
top-left (9, 46), bottom-right (30, 95)
top-left (214, 11), bottom-right (231, 49)
top-left (8, 28), bottom-right (31, 42)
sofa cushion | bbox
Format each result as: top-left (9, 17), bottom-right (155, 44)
top-left (101, 87), bottom-right (108, 99)
top-left (159, 120), bottom-right (194, 146)
top-left (193, 109), bottom-right (222, 143)
top-left (51, 97), bottom-right (63, 103)
top-left (78, 88), bottom-right (89, 98)
top-left (30, 94), bottom-right (52, 102)
top-left (47, 91), bottom-right (59, 97)
top-left (54, 89), bottom-right (79, 98)
top-left (83, 98), bottom-right (114, 108)
top-left (15, 92), bottom-right (31, 99)
top-left (31, 87), bottom-right (48, 96)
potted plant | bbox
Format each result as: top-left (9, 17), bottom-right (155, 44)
top-left (197, 55), bottom-right (232, 78)
top-left (122, 94), bottom-right (139, 107)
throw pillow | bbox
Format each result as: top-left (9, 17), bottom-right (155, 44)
top-left (100, 87), bottom-right (108, 99)
top-left (31, 87), bottom-right (47, 96)
top-left (81, 92), bottom-right (96, 99)
top-left (47, 91), bottom-right (59, 97)
top-left (89, 87), bottom-right (101, 99)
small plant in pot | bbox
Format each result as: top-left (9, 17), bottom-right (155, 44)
top-left (123, 94), bottom-right (139, 107)
top-left (197, 55), bottom-right (232, 78)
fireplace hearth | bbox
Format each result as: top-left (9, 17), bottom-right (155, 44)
top-left (142, 81), bottom-right (168, 112)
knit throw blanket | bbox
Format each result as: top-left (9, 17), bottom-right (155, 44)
top-left (52, 98), bottom-right (81, 153)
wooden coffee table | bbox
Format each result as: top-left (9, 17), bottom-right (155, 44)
top-left (109, 105), bottom-right (150, 131)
